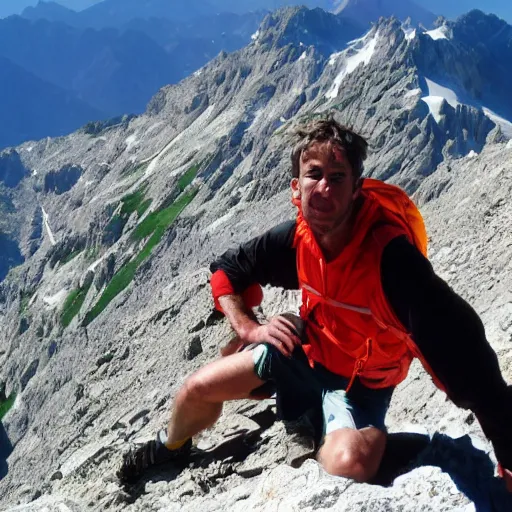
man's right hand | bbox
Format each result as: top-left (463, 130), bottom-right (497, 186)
top-left (243, 316), bottom-right (302, 357)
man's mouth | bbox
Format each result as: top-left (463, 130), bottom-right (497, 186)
top-left (309, 200), bottom-right (334, 214)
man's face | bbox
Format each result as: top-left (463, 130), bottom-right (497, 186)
top-left (292, 141), bottom-right (359, 236)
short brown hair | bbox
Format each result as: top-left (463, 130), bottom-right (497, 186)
top-left (290, 117), bottom-right (368, 180)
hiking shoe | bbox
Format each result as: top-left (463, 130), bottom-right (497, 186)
top-left (284, 415), bottom-right (317, 468)
top-left (117, 431), bottom-right (192, 485)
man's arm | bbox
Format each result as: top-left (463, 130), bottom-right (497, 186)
top-left (381, 236), bottom-right (506, 401)
top-left (210, 220), bottom-right (299, 292)
top-left (381, 236), bottom-right (512, 471)
top-left (211, 221), bottom-right (301, 356)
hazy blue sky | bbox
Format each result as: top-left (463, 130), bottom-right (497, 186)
top-left (416, 0), bottom-right (512, 22)
top-left (0, 0), bottom-right (511, 23)
top-left (0, 0), bottom-right (99, 17)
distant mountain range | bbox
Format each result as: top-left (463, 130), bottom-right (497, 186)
top-left (2, 0), bottom-right (509, 151)
top-left (20, 0), bottom-right (436, 28)
top-left (0, 55), bottom-right (102, 149)
top-left (0, 6), bottom-right (265, 149)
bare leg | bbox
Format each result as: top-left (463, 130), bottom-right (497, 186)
top-left (317, 427), bottom-right (387, 482)
top-left (166, 350), bottom-right (264, 444)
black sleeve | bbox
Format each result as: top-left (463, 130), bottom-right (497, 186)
top-left (381, 236), bottom-right (507, 408)
top-left (210, 220), bottom-right (299, 292)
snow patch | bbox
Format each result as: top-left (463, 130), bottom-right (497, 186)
top-left (466, 150), bottom-right (478, 159)
top-left (43, 289), bottom-right (68, 308)
top-left (420, 77), bottom-right (512, 136)
top-left (328, 53), bottom-right (338, 66)
top-left (425, 78), bottom-right (459, 108)
top-left (425, 26), bottom-right (449, 41)
top-left (125, 134), bottom-right (138, 151)
top-left (41, 207), bottom-right (56, 246)
top-left (421, 78), bottom-right (459, 123)
top-left (403, 27), bottom-right (416, 41)
top-left (194, 69), bottom-right (203, 77)
top-left (404, 88), bottom-right (421, 98)
top-left (251, 30), bottom-right (260, 41)
top-left (421, 96), bottom-right (445, 123)
top-left (507, 140), bottom-right (512, 150)
top-left (298, 51), bottom-right (307, 61)
top-left (26, 146), bottom-right (33, 153)
top-left (32, 169), bottom-right (38, 176)
top-left (280, 117), bottom-right (287, 123)
top-left (326, 31), bottom-right (379, 99)
top-left (483, 107), bottom-right (512, 138)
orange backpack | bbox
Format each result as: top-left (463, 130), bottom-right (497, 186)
top-left (362, 178), bottom-right (428, 257)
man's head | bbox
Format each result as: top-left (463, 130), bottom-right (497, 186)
top-left (290, 118), bottom-right (368, 236)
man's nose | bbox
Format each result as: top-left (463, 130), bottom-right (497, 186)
top-left (317, 177), bottom-right (330, 196)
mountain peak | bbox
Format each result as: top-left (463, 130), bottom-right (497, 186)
top-left (254, 6), bottom-right (364, 55)
top-left (21, 1), bottom-right (79, 23)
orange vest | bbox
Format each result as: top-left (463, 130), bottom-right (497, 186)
top-left (294, 179), bottom-right (428, 390)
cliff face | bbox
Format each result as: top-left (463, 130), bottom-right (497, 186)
top-left (0, 6), bottom-right (512, 510)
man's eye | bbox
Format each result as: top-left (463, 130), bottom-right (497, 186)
top-left (331, 174), bottom-right (346, 182)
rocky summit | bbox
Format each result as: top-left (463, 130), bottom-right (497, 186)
top-left (1, 6), bottom-right (512, 511)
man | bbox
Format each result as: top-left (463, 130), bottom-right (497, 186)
top-left (119, 118), bottom-right (512, 489)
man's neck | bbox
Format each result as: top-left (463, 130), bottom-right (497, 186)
top-left (317, 223), bottom-right (352, 262)
top-left (315, 198), bottom-right (362, 262)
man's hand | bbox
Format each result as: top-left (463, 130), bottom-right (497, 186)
top-left (243, 316), bottom-right (302, 357)
top-left (217, 295), bottom-right (302, 357)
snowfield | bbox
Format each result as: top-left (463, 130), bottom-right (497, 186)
top-left (326, 31), bottom-right (380, 99)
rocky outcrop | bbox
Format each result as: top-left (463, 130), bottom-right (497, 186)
top-left (44, 165), bottom-right (83, 196)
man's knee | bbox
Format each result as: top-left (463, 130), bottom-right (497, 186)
top-left (176, 350), bottom-right (261, 405)
top-left (323, 448), bottom-right (368, 481)
top-left (317, 429), bottom-right (385, 483)
top-left (178, 371), bottom-right (213, 404)
top-left (319, 445), bottom-right (373, 481)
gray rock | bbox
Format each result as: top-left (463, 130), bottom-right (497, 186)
top-left (49, 471), bottom-right (63, 481)
top-left (185, 335), bottom-right (203, 360)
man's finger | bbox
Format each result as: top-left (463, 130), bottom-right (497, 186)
top-left (272, 318), bottom-right (302, 346)
top-left (273, 315), bottom-right (298, 332)
top-left (267, 337), bottom-right (291, 357)
top-left (269, 327), bottom-right (295, 354)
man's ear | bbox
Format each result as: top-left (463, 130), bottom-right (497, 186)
top-left (291, 178), bottom-right (301, 199)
